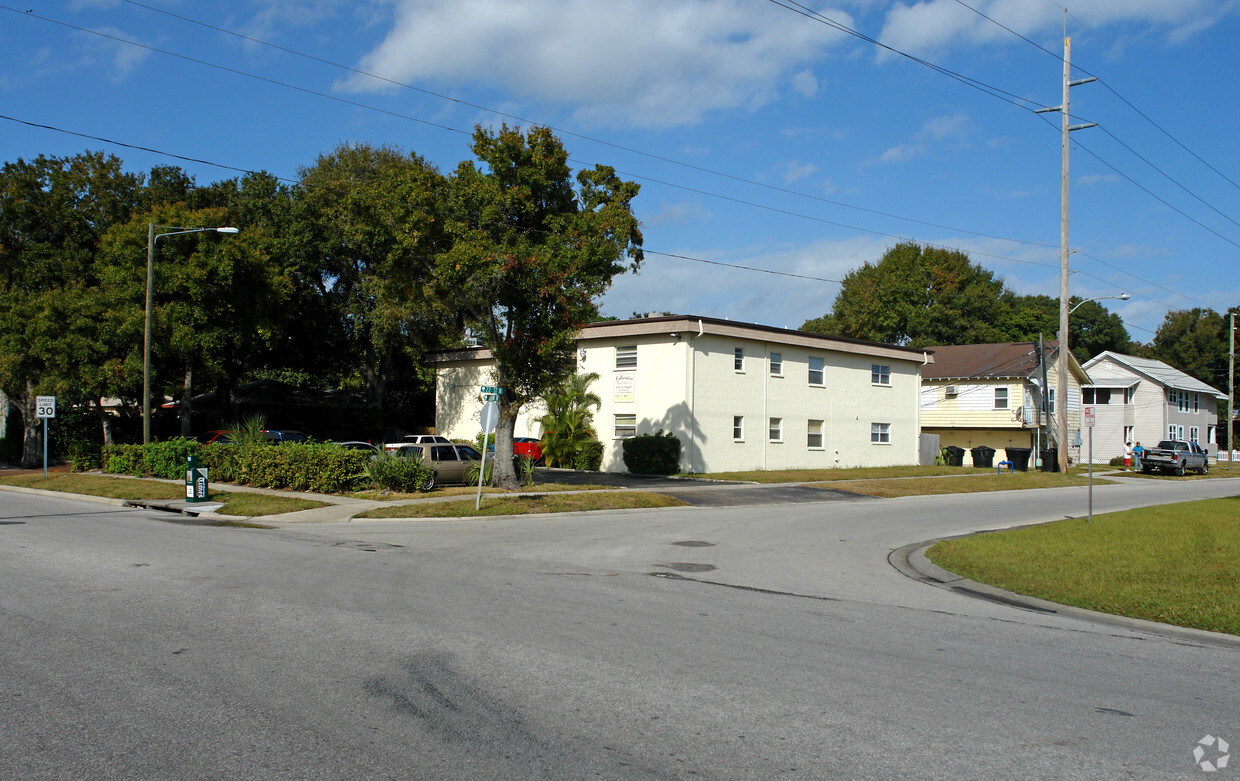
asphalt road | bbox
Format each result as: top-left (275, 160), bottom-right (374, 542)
top-left (2, 477), bottom-right (1238, 779)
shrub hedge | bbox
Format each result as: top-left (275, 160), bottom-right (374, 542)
top-left (102, 439), bottom-right (371, 493)
top-left (574, 439), bottom-right (604, 471)
top-left (621, 430), bottom-right (681, 475)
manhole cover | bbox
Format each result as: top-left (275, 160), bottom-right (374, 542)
top-left (671, 540), bottom-right (714, 547)
top-left (660, 562), bottom-right (717, 573)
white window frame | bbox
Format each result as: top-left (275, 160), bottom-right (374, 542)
top-left (807, 419), bottom-right (824, 449)
top-left (1190, 426), bottom-right (1200, 443)
top-left (1124, 425), bottom-right (1134, 444)
top-left (733, 415), bottom-right (744, 442)
top-left (871, 422), bottom-right (890, 444)
top-left (1193, 393), bottom-right (1200, 413)
top-left (872, 364), bottom-right (891, 386)
top-left (768, 417), bottom-right (783, 443)
top-left (734, 347), bottom-right (744, 372)
top-left (1048, 388), bottom-right (1056, 415)
top-left (770, 352), bottom-right (783, 377)
top-left (808, 356), bottom-right (824, 386)
top-left (615, 345), bottom-right (637, 370)
top-left (614, 413), bottom-right (637, 439)
top-left (1168, 424), bottom-right (1177, 440)
top-left (994, 387), bottom-right (1009, 410)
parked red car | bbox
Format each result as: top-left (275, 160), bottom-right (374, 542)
top-left (513, 437), bottom-right (543, 463)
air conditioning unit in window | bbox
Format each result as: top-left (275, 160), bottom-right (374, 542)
top-left (945, 385), bottom-right (959, 396)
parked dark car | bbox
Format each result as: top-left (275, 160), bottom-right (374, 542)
top-left (261, 429), bottom-right (308, 444)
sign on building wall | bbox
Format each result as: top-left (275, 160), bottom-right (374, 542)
top-left (614, 373), bottom-right (634, 403)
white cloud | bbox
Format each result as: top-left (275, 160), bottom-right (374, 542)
top-left (645, 200), bottom-right (713, 226)
top-left (600, 235), bottom-right (889, 327)
top-left (781, 160), bottom-right (819, 185)
top-left (341, 0), bottom-right (854, 128)
top-left (878, 0), bottom-right (1229, 58)
top-left (1078, 173), bottom-right (1120, 186)
top-left (71, 28), bottom-right (150, 82)
top-left (923, 113), bottom-right (969, 140)
top-left (880, 143), bottom-right (924, 163)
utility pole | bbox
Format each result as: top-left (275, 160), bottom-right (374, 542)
top-left (1230, 312), bottom-right (1234, 469)
top-left (1035, 35), bottom-right (1096, 473)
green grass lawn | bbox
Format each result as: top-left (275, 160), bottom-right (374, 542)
top-left (814, 470), bottom-right (1111, 497)
top-left (927, 498), bottom-right (1240, 635)
top-left (354, 491), bottom-right (687, 519)
top-left (0, 473), bottom-right (327, 517)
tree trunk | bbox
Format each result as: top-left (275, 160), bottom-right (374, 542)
top-left (20, 378), bottom-right (40, 468)
top-left (93, 401), bottom-right (114, 446)
top-left (180, 364), bottom-right (193, 438)
top-left (492, 403), bottom-right (520, 491)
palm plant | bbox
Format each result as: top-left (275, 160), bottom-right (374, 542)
top-left (536, 372), bottom-right (601, 468)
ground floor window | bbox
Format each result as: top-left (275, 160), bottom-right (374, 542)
top-left (614, 414), bottom-right (636, 439)
top-left (733, 415), bottom-right (744, 441)
top-left (807, 419), bottom-right (823, 449)
top-left (871, 422), bottom-right (890, 444)
top-left (1190, 426), bottom-right (1200, 443)
top-left (769, 417), bottom-right (782, 442)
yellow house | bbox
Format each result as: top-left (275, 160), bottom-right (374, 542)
top-left (921, 341), bottom-right (1089, 467)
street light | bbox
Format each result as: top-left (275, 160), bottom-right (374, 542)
top-left (1069, 292), bottom-right (1130, 315)
top-left (143, 224), bottom-right (240, 444)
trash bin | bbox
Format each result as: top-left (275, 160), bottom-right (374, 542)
top-left (1040, 448), bottom-right (1059, 472)
top-left (943, 445), bottom-right (965, 467)
top-left (970, 445), bottom-right (996, 469)
top-left (1005, 447), bottom-right (1031, 472)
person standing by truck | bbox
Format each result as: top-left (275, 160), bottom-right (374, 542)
top-left (1132, 441), bottom-right (1144, 472)
top-left (1124, 441), bottom-right (1133, 471)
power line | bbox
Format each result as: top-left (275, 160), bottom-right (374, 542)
top-left (105, 0), bottom-right (1065, 256)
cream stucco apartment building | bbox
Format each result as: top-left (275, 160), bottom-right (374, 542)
top-left (432, 315), bottom-right (932, 474)
top-left (1080, 351), bottom-right (1225, 463)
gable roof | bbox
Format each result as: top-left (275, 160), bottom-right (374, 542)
top-left (922, 341), bottom-right (1059, 380)
top-left (1083, 351), bottom-right (1226, 399)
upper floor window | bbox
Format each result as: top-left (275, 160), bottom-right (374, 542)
top-left (872, 364), bottom-right (890, 385)
top-left (1047, 388), bottom-right (1056, 415)
top-left (615, 345), bottom-right (637, 370)
top-left (994, 387), bottom-right (1009, 410)
top-left (734, 347), bottom-right (744, 372)
top-left (1082, 388), bottom-right (1111, 405)
top-left (808, 356), bottom-right (824, 386)
top-left (770, 352), bottom-right (783, 376)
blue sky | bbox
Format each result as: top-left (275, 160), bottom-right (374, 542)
top-left (3, 1), bottom-right (1239, 345)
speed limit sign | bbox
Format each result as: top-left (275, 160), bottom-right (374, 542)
top-left (36, 396), bottom-right (56, 419)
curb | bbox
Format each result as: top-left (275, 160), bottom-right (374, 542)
top-left (889, 538), bottom-right (1240, 649)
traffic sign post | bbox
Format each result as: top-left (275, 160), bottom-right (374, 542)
top-left (36, 396), bottom-right (55, 478)
top-left (476, 400), bottom-right (499, 511)
top-left (1083, 406), bottom-right (1095, 523)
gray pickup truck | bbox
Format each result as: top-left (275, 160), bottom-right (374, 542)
top-left (1140, 439), bottom-right (1209, 476)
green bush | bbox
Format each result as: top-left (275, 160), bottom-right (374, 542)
top-left (68, 441), bottom-right (103, 472)
top-left (621, 430), bottom-right (680, 475)
top-left (103, 444), bottom-right (146, 476)
top-left (574, 439), bottom-right (604, 471)
top-left (103, 439), bottom-right (368, 493)
top-left (364, 448), bottom-right (436, 492)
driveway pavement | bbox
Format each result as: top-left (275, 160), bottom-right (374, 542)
top-left (533, 467), bottom-right (873, 506)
